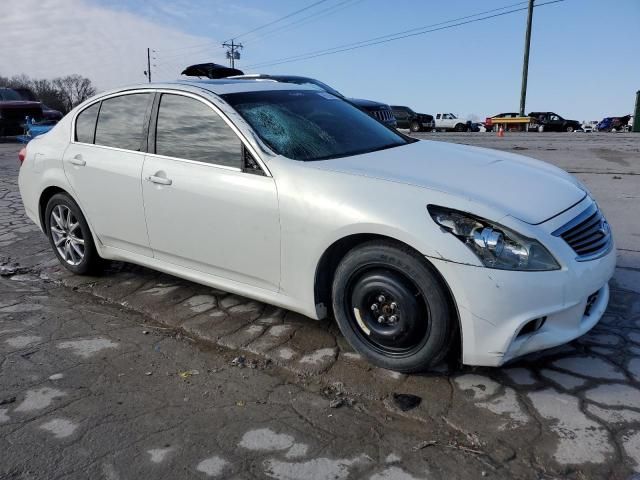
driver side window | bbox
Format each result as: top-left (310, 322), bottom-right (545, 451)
top-left (155, 93), bottom-right (242, 169)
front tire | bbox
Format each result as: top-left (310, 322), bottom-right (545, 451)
top-left (454, 123), bottom-right (465, 132)
top-left (331, 241), bottom-right (454, 372)
top-left (566, 125), bottom-right (574, 132)
top-left (410, 121), bottom-right (421, 133)
top-left (45, 193), bottom-right (102, 275)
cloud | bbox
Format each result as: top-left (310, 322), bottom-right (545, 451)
top-left (0, 0), bottom-right (228, 91)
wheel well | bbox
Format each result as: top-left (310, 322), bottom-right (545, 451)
top-left (38, 186), bottom-right (67, 231)
top-left (313, 233), bottom-right (462, 360)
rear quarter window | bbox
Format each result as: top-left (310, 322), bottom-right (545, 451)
top-left (75, 102), bottom-right (100, 144)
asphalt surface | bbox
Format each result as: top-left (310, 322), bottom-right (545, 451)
top-left (2, 132), bottom-right (640, 479)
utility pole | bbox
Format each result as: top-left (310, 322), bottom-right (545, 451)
top-left (222, 40), bottom-right (243, 69)
top-left (519, 0), bottom-right (534, 117)
top-left (144, 47), bottom-right (152, 83)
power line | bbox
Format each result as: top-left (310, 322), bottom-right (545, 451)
top-left (244, 1), bottom-right (529, 69)
top-left (228, 0), bottom-right (332, 42)
top-left (152, 37), bottom-right (224, 60)
top-left (244, 0), bottom-right (565, 70)
top-left (155, 0), bottom-right (355, 66)
top-left (241, 0), bottom-right (364, 46)
top-left (155, 0), bottom-right (338, 62)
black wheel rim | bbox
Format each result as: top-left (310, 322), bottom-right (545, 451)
top-left (345, 266), bottom-right (430, 358)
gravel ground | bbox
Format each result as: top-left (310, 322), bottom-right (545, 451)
top-left (1, 132), bottom-right (640, 479)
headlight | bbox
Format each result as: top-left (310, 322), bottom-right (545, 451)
top-left (428, 206), bottom-right (560, 271)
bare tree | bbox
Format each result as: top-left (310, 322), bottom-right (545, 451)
top-left (7, 74), bottom-right (32, 88)
top-left (0, 72), bottom-right (96, 113)
top-left (31, 79), bottom-right (66, 112)
top-left (52, 75), bottom-right (96, 112)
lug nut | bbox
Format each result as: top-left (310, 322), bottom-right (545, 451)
top-left (371, 304), bottom-right (378, 312)
top-left (390, 302), bottom-right (397, 312)
top-left (378, 295), bottom-right (386, 303)
top-left (389, 315), bottom-right (398, 323)
top-left (377, 316), bottom-right (385, 323)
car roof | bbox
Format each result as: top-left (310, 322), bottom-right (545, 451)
top-left (95, 79), bottom-right (319, 99)
top-left (179, 79), bottom-right (320, 94)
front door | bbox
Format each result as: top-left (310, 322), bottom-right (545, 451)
top-left (63, 92), bottom-right (153, 256)
top-left (141, 92), bottom-right (280, 291)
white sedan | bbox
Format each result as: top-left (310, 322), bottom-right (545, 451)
top-left (18, 80), bottom-right (616, 372)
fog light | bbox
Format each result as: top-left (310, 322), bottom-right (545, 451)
top-left (517, 316), bottom-right (547, 337)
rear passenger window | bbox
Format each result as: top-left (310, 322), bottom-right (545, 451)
top-left (75, 102), bottom-right (100, 143)
top-left (155, 94), bottom-right (241, 168)
top-left (94, 93), bottom-right (151, 151)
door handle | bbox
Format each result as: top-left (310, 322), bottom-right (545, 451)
top-left (69, 154), bottom-right (86, 166)
top-left (147, 175), bottom-right (172, 186)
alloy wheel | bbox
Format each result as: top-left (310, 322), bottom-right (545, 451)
top-left (49, 204), bottom-right (85, 266)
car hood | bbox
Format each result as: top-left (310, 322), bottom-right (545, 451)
top-left (310, 140), bottom-right (586, 225)
top-left (348, 98), bottom-right (389, 109)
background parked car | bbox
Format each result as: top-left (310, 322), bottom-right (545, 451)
top-left (529, 111), bottom-right (581, 132)
top-left (433, 112), bottom-right (472, 132)
top-left (597, 115), bottom-right (632, 132)
top-left (12, 87), bottom-right (64, 121)
top-left (349, 98), bottom-right (397, 128)
top-left (390, 105), bottom-right (435, 132)
top-left (0, 88), bottom-right (43, 136)
top-left (581, 120), bottom-right (598, 132)
top-left (469, 122), bottom-right (487, 132)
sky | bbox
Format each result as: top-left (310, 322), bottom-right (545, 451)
top-left (1, 0), bottom-right (638, 121)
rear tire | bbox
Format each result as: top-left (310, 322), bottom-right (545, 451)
top-left (331, 240), bottom-right (454, 372)
top-left (45, 193), bottom-right (102, 275)
top-left (566, 125), bottom-right (574, 132)
top-left (454, 123), bottom-right (465, 132)
top-left (410, 121), bottom-right (421, 133)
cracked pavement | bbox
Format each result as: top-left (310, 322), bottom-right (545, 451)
top-left (1, 132), bottom-right (640, 479)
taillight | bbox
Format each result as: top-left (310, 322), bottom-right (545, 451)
top-left (18, 147), bottom-right (27, 166)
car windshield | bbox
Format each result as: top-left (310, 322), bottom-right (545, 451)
top-left (0, 89), bottom-right (23, 101)
top-left (223, 90), bottom-right (410, 161)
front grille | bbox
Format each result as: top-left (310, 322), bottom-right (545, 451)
top-left (370, 109), bottom-right (393, 123)
top-left (552, 202), bottom-right (612, 261)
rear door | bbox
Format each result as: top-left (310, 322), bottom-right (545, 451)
top-left (141, 92), bottom-right (280, 291)
top-left (63, 91), bottom-right (153, 256)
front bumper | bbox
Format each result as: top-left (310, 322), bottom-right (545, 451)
top-left (429, 239), bottom-right (616, 367)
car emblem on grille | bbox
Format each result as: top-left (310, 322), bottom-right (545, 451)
top-left (599, 219), bottom-right (610, 236)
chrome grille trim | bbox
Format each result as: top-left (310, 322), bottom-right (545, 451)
top-left (370, 109), bottom-right (393, 123)
top-left (552, 202), bottom-right (613, 261)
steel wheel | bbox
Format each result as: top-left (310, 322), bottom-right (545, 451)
top-left (49, 204), bottom-right (85, 266)
top-left (346, 266), bottom-right (430, 358)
